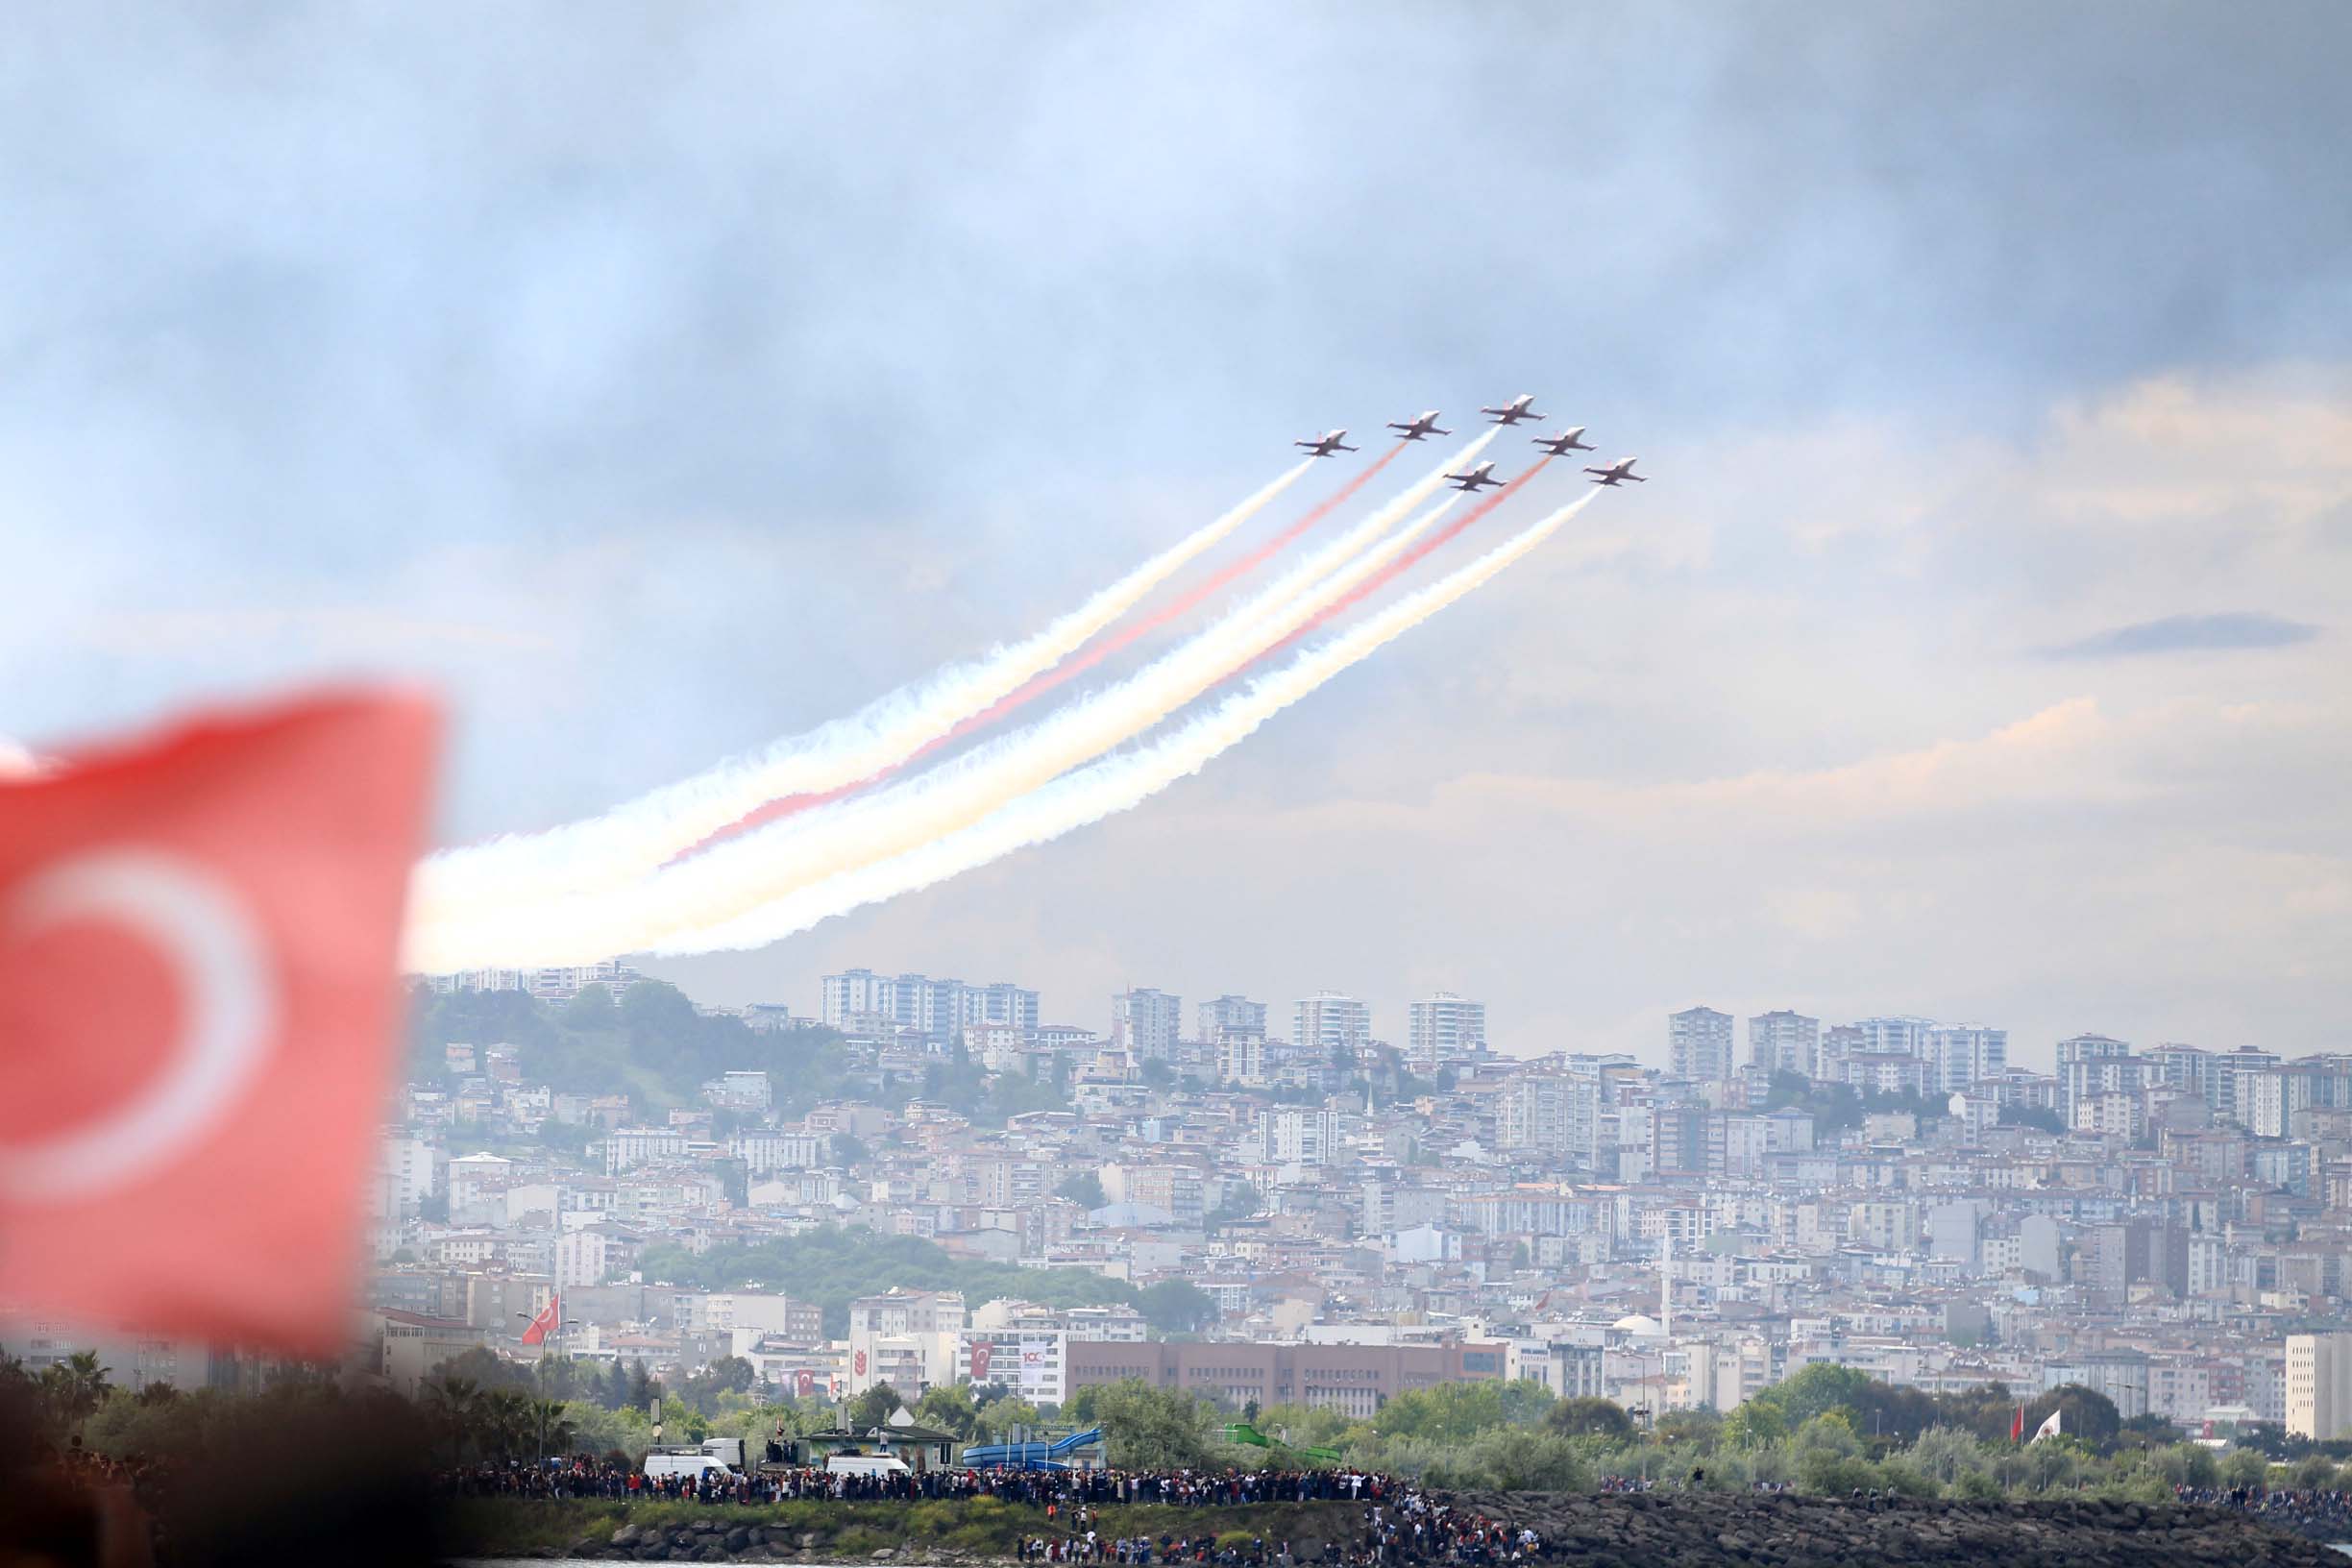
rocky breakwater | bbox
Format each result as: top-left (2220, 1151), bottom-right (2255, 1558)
top-left (569, 1523), bottom-right (1006, 1562)
top-left (1444, 1489), bottom-right (2339, 1566)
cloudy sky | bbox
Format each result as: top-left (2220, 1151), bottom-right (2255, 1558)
top-left (7, 4), bottom-right (2348, 1068)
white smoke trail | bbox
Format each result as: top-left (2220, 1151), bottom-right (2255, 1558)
top-left (403, 433), bottom-right (1496, 970)
top-left (655, 490), bottom-right (1605, 955)
top-left (0, 737), bottom-right (45, 779)
top-left (410, 460), bottom-right (1313, 921)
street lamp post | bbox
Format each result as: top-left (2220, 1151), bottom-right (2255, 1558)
top-left (514, 1304), bottom-right (561, 1471)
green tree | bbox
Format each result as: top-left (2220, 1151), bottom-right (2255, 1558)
top-left (2021, 1384), bottom-right (2121, 1451)
top-left (38, 1350), bottom-right (112, 1433)
top-left (1722, 1400), bottom-right (1788, 1449)
top-left (978, 1396), bottom-right (1044, 1438)
top-left (1375, 1379), bottom-right (1553, 1444)
top-left (625, 1359), bottom-right (658, 1415)
top-left (423, 1374), bottom-right (484, 1462)
top-left (1655, 1407), bottom-right (1724, 1451)
top-left (680, 1356), bottom-right (758, 1415)
top-left (914, 1384), bottom-right (981, 1439)
top-left (1081, 1379), bottom-right (1216, 1468)
top-left (1758, 1362), bottom-right (1875, 1428)
top-left (1137, 1281), bottom-right (1219, 1335)
top-left (1056, 1171), bottom-right (1108, 1209)
top-left (2221, 1447), bottom-right (2271, 1488)
top-left (849, 1381), bottom-right (904, 1432)
top-left (1910, 1425), bottom-right (1991, 1487)
top-left (1545, 1396), bottom-right (1634, 1441)
top-left (560, 984), bottom-right (617, 1030)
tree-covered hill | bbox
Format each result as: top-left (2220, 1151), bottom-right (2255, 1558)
top-left (405, 980), bottom-right (856, 1112)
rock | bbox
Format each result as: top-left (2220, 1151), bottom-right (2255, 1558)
top-left (726, 1527), bottom-right (754, 1551)
top-left (612, 1525), bottom-right (644, 1547)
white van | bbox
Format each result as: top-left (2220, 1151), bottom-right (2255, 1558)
top-left (645, 1448), bottom-right (737, 1484)
top-left (824, 1454), bottom-right (912, 1478)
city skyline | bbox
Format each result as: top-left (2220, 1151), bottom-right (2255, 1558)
top-left (654, 954), bottom-right (2227, 1077)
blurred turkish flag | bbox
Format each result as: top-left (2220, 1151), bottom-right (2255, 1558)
top-left (0, 691), bottom-right (438, 1356)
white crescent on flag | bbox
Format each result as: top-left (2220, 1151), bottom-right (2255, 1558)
top-left (0, 848), bottom-right (276, 1202)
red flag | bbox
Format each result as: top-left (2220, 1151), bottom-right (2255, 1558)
top-left (523, 1293), bottom-right (560, 1346)
top-left (0, 691), bottom-right (437, 1355)
top-left (971, 1340), bottom-right (993, 1382)
top-left (796, 1369), bottom-right (815, 1399)
top-left (2011, 1406), bottom-right (2024, 1443)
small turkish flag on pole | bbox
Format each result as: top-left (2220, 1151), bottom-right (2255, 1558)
top-left (0, 690), bottom-right (438, 1356)
top-left (523, 1293), bottom-right (560, 1346)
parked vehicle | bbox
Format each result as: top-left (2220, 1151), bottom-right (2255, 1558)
top-left (645, 1444), bottom-right (742, 1484)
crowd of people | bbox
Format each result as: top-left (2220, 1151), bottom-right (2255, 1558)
top-left (433, 1458), bottom-right (1422, 1509)
top-left (429, 1458), bottom-right (1552, 1561)
top-left (433, 1457), bottom-right (2352, 1557)
top-left (2172, 1482), bottom-right (2352, 1537)
top-left (1005, 1483), bottom-right (1542, 1566)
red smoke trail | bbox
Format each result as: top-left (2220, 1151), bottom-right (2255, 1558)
top-left (1255, 453), bottom-right (1557, 663)
top-left (676, 443), bottom-right (1409, 858)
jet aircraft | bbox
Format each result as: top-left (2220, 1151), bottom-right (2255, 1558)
top-left (1531, 428), bottom-right (1595, 455)
top-left (1385, 410), bottom-right (1451, 442)
top-left (1294, 429), bottom-right (1359, 457)
top-left (1584, 457), bottom-right (1648, 486)
top-left (1480, 394), bottom-right (1544, 426)
top-left (1445, 462), bottom-right (1507, 493)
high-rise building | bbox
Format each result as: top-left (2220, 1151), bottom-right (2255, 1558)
top-left (1218, 1032), bottom-right (1267, 1087)
top-left (1851, 1016), bottom-right (1937, 1060)
top-left (1928, 1024), bottom-right (2007, 1092)
top-left (2055, 1033), bottom-right (2137, 1122)
top-left (1497, 1073), bottom-right (1599, 1164)
top-left (1257, 1108), bottom-right (1340, 1164)
top-left (1113, 988), bottom-right (1185, 1062)
top-left (2145, 1043), bottom-right (2214, 1099)
top-left (820, 968), bottom-right (1038, 1041)
top-left (2288, 1334), bottom-right (2352, 1440)
top-left (2210, 1044), bottom-right (2284, 1127)
top-left (1747, 1010), bottom-right (1820, 1077)
top-left (1407, 992), bottom-right (1487, 1068)
top-left (1295, 992), bottom-right (1372, 1058)
top-left (1198, 994), bottom-right (1268, 1041)
top-left (1668, 1007), bottom-right (1734, 1082)
top-left (1817, 1024), bottom-right (1863, 1079)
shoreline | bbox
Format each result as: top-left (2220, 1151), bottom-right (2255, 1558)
top-left (442, 1490), bottom-right (2344, 1565)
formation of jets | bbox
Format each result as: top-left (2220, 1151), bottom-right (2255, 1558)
top-left (1297, 399), bottom-right (1652, 492)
